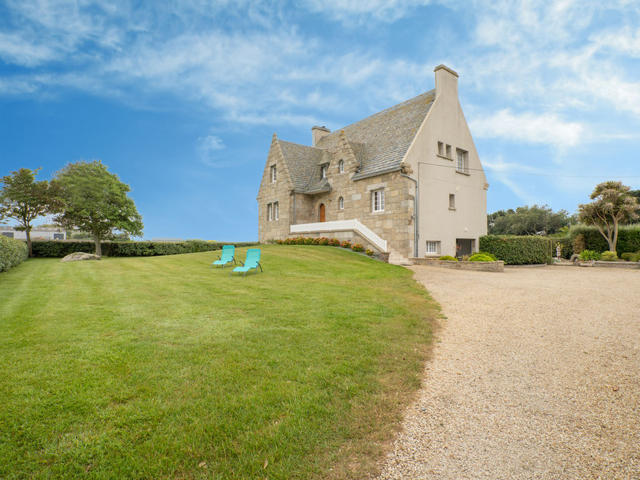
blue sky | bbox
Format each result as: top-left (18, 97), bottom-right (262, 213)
top-left (1, 1), bottom-right (639, 240)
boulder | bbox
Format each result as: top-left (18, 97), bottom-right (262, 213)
top-left (61, 252), bottom-right (101, 262)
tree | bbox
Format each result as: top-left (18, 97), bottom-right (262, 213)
top-left (52, 161), bottom-right (143, 256)
top-left (578, 181), bottom-right (639, 252)
top-left (487, 205), bottom-right (573, 235)
top-left (0, 168), bottom-right (61, 257)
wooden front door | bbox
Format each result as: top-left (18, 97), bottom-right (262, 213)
top-left (319, 203), bottom-right (326, 222)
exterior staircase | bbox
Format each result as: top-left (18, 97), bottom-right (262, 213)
top-left (388, 250), bottom-right (411, 265)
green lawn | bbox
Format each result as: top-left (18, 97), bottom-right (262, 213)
top-left (0, 245), bottom-right (437, 479)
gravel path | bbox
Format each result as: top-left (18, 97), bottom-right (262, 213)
top-left (378, 266), bottom-right (640, 479)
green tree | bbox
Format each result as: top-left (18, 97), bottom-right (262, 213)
top-left (0, 168), bottom-right (61, 257)
top-left (578, 181), bottom-right (639, 252)
top-left (52, 161), bottom-right (143, 256)
top-left (487, 205), bottom-right (572, 235)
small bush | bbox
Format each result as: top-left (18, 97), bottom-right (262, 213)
top-left (0, 236), bottom-right (29, 272)
top-left (600, 250), bottom-right (618, 261)
top-left (468, 253), bottom-right (496, 262)
top-left (438, 255), bottom-right (458, 261)
top-left (365, 249), bottom-right (374, 256)
top-left (328, 238), bottom-right (341, 246)
top-left (621, 252), bottom-right (640, 262)
top-left (318, 237), bottom-right (329, 246)
top-left (341, 240), bottom-right (351, 249)
top-left (351, 243), bottom-right (364, 252)
top-left (479, 235), bottom-right (553, 265)
top-left (579, 249), bottom-right (600, 261)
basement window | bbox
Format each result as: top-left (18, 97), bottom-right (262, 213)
top-left (426, 241), bottom-right (440, 255)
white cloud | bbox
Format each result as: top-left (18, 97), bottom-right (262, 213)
top-left (301, 0), bottom-right (437, 23)
top-left (469, 109), bottom-right (585, 148)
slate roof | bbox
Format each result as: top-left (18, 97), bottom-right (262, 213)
top-left (277, 90), bottom-right (435, 193)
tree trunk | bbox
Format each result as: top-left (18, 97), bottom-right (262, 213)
top-left (94, 237), bottom-right (102, 257)
top-left (611, 218), bottom-right (619, 252)
top-left (26, 229), bottom-right (33, 257)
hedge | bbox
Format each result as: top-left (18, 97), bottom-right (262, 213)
top-left (31, 240), bottom-right (257, 258)
top-left (0, 236), bottom-right (29, 272)
top-left (479, 235), bottom-right (553, 265)
top-left (567, 224), bottom-right (640, 255)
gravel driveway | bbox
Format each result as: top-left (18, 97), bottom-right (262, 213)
top-left (378, 266), bottom-right (640, 480)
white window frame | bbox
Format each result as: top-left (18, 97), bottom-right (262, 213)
top-left (267, 203), bottom-right (273, 221)
top-left (426, 241), bottom-right (440, 255)
top-left (338, 159), bottom-right (344, 173)
top-left (270, 165), bottom-right (277, 183)
top-left (456, 149), bottom-right (469, 174)
top-left (321, 165), bottom-right (327, 179)
top-left (274, 201), bottom-right (279, 220)
top-left (338, 196), bottom-right (344, 210)
top-left (371, 189), bottom-right (385, 212)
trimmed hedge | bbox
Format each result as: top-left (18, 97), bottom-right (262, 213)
top-left (0, 236), bottom-right (29, 272)
top-left (566, 225), bottom-right (640, 255)
top-left (31, 240), bottom-right (257, 258)
top-left (479, 235), bottom-right (553, 265)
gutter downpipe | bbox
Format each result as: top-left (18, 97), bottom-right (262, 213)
top-left (401, 170), bottom-right (419, 258)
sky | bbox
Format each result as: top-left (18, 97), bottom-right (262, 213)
top-left (1, 0), bottom-right (640, 241)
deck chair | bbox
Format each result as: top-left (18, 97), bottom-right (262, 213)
top-left (231, 248), bottom-right (263, 276)
top-left (212, 245), bottom-right (235, 268)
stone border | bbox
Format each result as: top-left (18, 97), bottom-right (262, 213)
top-left (410, 257), bottom-right (504, 272)
top-left (579, 260), bottom-right (640, 269)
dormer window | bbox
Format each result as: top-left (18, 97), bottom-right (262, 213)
top-left (338, 159), bottom-right (344, 173)
top-left (321, 165), bottom-right (328, 179)
top-left (270, 165), bottom-right (276, 183)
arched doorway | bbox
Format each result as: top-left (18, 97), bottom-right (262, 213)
top-left (319, 203), bottom-right (326, 222)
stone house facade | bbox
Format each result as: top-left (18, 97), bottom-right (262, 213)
top-left (257, 65), bottom-right (488, 263)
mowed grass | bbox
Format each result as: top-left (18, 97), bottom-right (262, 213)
top-left (0, 245), bottom-right (437, 479)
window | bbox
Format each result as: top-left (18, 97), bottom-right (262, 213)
top-left (321, 165), bottom-right (328, 179)
top-left (1, 232), bottom-right (14, 238)
top-left (445, 144), bottom-right (452, 158)
top-left (426, 241), bottom-right (440, 255)
top-left (449, 194), bottom-right (456, 210)
top-left (267, 203), bottom-right (273, 221)
top-left (371, 189), bottom-right (385, 212)
top-left (456, 148), bottom-right (468, 174)
top-left (53, 233), bottom-right (64, 240)
top-left (437, 141), bottom-right (444, 156)
top-left (338, 196), bottom-right (344, 210)
top-left (270, 165), bottom-right (277, 183)
top-left (338, 159), bottom-right (344, 173)
top-left (274, 201), bottom-right (279, 220)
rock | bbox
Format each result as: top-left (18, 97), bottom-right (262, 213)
top-left (61, 252), bottom-right (101, 262)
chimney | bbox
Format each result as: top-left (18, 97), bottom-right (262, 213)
top-left (311, 125), bottom-right (330, 146)
top-left (434, 64), bottom-right (458, 99)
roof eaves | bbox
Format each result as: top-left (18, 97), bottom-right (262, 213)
top-left (352, 165), bottom-right (402, 181)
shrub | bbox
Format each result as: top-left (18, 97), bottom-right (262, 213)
top-left (341, 240), bottom-right (351, 249)
top-left (479, 235), bottom-right (553, 265)
top-left (600, 250), bottom-right (618, 261)
top-left (31, 240), bottom-right (257, 258)
top-left (567, 224), bottom-right (640, 255)
top-left (554, 237), bottom-right (573, 259)
top-left (621, 252), bottom-right (640, 262)
top-left (365, 249), bottom-right (374, 256)
top-left (468, 253), bottom-right (496, 262)
top-left (0, 236), bottom-right (29, 272)
top-left (351, 243), bottom-right (364, 252)
top-left (328, 238), bottom-right (341, 246)
top-left (579, 249), bottom-right (600, 261)
top-left (438, 255), bottom-right (458, 261)
top-left (318, 237), bottom-right (329, 246)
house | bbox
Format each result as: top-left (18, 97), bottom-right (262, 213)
top-left (257, 64), bottom-right (488, 263)
top-left (0, 226), bottom-right (66, 240)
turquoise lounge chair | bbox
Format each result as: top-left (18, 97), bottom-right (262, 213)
top-left (231, 248), bottom-right (263, 276)
top-left (212, 245), bottom-right (235, 268)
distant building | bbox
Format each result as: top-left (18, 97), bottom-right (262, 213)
top-left (257, 64), bottom-right (488, 263)
top-left (0, 226), bottom-right (66, 240)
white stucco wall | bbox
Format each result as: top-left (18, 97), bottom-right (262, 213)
top-left (403, 66), bottom-right (488, 258)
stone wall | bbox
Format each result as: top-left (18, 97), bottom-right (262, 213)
top-left (411, 257), bottom-right (504, 272)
